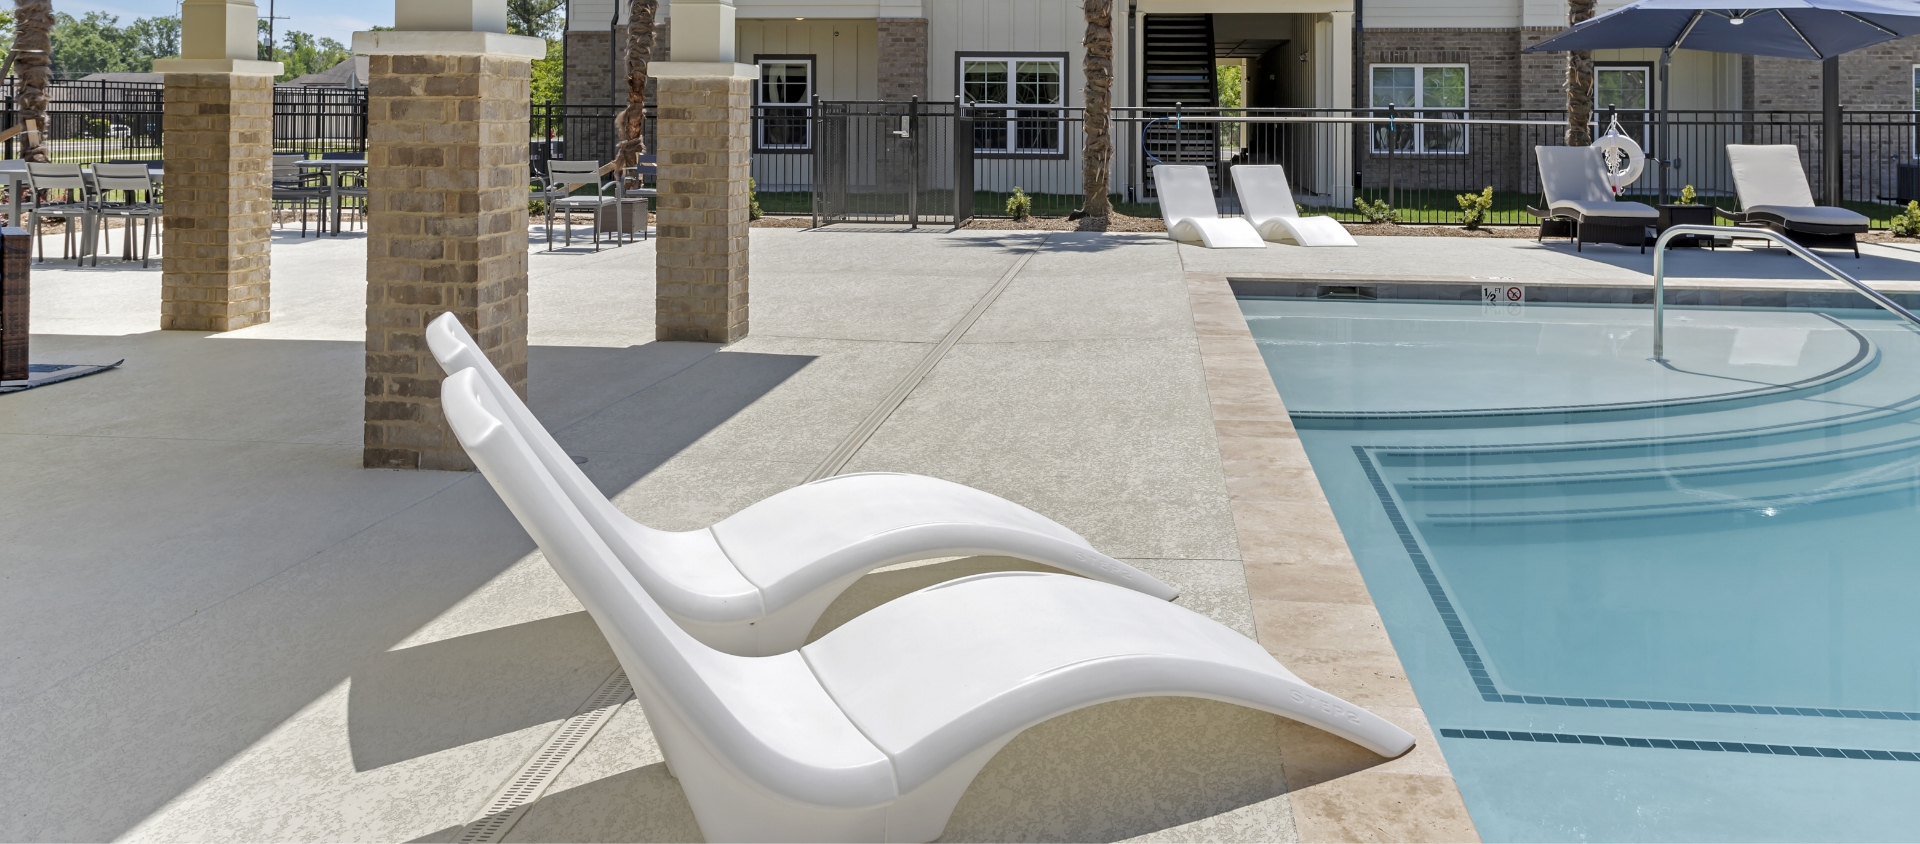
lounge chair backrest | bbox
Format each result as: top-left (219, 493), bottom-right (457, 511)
top-left (1153, 165), bottom-right (1220, 222)
top-left (1232, 165), bottom-right (1298, 219)
top-left (1534, 146), bottom-right (1614, 204)
top-left (422, 315), bottom-right (729, 610)
top-left (441, 368), bottom-right (895, 804)
top-left (1728, 144), bottom-right (1817, 208)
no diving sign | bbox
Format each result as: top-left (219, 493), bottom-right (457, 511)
top-left (1481, 284), bottom-right (1525, 304)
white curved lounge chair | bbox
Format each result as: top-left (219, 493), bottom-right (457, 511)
top-left (425, 313), bottom-right (1179, 656)
top-left (1727, 144), bottom-right (1868, 258)
top-left (1230, 165), bottom-right (1356, 247)
top-left (441, 367), bottom-right (1417, 843)
top-left (1153, 164), bottom-right (1266, 248)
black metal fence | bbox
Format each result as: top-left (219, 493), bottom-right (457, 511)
top-left (274, 86), bottom-right (367, 155)
top-left (0, 80), bottom-right (368, 163)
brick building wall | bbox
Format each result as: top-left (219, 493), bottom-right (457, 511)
top-left (564, 21), bottom-right (670, 104)
top-left (878, 18), bottom-right (927, 101)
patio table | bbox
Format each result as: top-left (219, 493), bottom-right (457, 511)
top-left (295, 159), bottom-right (367, 236)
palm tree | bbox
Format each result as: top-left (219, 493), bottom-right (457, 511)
top-left (614, 0), bottom-right (658, 171)
top-left (1566, 0), bottom-right (1595, 146)
top-left (1080, 0), bottom-right (1113, 218)
top-left (12, 0), bottom-right (52, 162)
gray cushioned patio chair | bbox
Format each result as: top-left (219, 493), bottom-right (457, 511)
top-left (1528, 145), bottom-right (1657, 253)
top-left (1726, 144), bottom-right (1868, 259)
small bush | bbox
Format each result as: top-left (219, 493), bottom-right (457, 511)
top-left (1006, 187), bottom-right (1032, 220)
top-left (749, 177), bottom-right (763, 220)
top-left (1456, 186), bottom-right (1494, 230)
top-left (1355, 198), bottom-right (1397, 224)
top-left (528, 197), bottom-right (547, 217)
top-left (1679, 184), bottom-right (1698, 205)
top-left (1892, 201), bottom-right (1920, 237)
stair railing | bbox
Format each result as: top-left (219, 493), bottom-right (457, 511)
top-left (1653, 224), bottom-right (1920, 359)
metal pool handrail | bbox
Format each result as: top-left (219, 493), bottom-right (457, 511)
top-left (1653, 224), bottom-right (1920, 359)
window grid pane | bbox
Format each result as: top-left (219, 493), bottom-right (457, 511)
top-left (758, 60), bottom-right (811, 148)
top-left (965, 58), bottom-right (1062, 154)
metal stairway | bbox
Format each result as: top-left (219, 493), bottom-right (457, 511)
top-left (1142, 13), bottom-right (1218, 190)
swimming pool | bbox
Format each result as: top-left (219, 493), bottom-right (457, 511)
top-left (1241, 296), bottom-right (1920, 841)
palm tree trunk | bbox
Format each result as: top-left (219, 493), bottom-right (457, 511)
top-left (1080, 0), bottom-right (1113, 217)
top-left (13, 0), bottom-right (53, 163)
top-left (614, 0), bottom-right (658, 170)
top-left (1565, 0), bottom-right (1595, 146)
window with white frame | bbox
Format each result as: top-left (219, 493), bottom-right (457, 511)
top-left (757, 57), bottom-right (813, 149)
top-left (961, 56), bottom-right (1066, 155)
top-left (1369, 64), bottom-right (1467, 154)
top-left (1594, 64), bottom-right (1652, 145)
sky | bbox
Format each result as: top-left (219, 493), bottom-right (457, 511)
top-left (61, 0), bottom-right (394, 46)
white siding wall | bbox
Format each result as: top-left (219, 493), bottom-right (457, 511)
top-left (739, 20), bottom-right (881, 99)
top-left (928, 0), bottom-right (1089, 107)
top-left (1366, 0), bottom-right (1520, 30)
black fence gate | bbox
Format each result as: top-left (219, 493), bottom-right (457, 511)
top-left (812, 99), bottom-right (970, 227)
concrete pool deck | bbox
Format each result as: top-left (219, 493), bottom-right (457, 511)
top-left (10, 229), bottom-right (1920, 842)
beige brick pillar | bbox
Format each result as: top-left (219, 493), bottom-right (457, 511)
top-left (654, 0), bottom-right (751, 344)
top-left (355, 26), bottom-right (546, 470)
top-left (154, 1), bottom-right (281, 331)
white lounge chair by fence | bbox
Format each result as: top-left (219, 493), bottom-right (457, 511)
top-left (1726, 144), bottom-right (1869, 258)
top-left (441, 367), bottom-right (1417, 843)
top-left (1528, 145), bottom-right (1659, 252)
top-left (1153, 164), bottom-right (1266, 248)
top-left (425, 313), bottom-right (1179, 656)
top-left (1230, 165), bottom-right (1356, 247)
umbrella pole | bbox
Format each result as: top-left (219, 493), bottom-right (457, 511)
top-left (1824, 56), bottom-right (1842, 207)
top-left (1658, 46), bottom-right (1672, 205)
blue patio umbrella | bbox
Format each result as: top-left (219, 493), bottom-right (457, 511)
top-left (1525, 0), bottom-right (1920, 203)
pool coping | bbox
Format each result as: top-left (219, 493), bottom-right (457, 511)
top-left (1226, 271), bottom-right (1920, 309)
top-left (1186, 271), bottom-right (1482, 842)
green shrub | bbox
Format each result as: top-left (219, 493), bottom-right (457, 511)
top-left (749, 177), bottom-right (763, 220)
top-left (1456, 186), bottom-right (1494, 230)
top-left (1679, 184), bottom-right (1698, 205)
top-left (528, 197), bottom-right (547, 217)
top-left (1892, 201), bottom-right (1920, 237)
top-left (1006, 187), bottom-right (1032, 220)
top-left (1355, 197), bottom-right (1397, 224)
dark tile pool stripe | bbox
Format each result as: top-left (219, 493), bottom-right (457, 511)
top-left (1352, 446), bottom-right (1920, 724)
top-left (1351, 445), bottom-right (1500, 698)
top-left (1438, 728), bottom-right (1920, 762)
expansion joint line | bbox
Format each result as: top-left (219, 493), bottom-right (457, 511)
top-left (805, 234), bottom-right (1052, 482)
top-left (456, 670), bottom-right (634, 844)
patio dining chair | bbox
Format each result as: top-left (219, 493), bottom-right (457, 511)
top-left (24, 162), bottom-right (96, 264)
top-left (1153, 164), bottom-right (1266, 248)
top-left (271, 154), bottom-right (330, 238)
top-left (441, 365), bottom-right (1416, 843)
top-left (425, 311), bottom-right (1180, 656)
top-left (617, 153), bottom-right (656, 243)
top-left (1527, 145), bottom-right (1658, 252)
top-left (321, 151), bottom-right (369, 233)
top-left (540, 159), bottom-right (622, 252)
top-left (1726, 144), bottom-right (1869, 258)
top-left (1230, 165), bottom-right (1356, 247)
top-left (89, 163), bottom-right (162, 268)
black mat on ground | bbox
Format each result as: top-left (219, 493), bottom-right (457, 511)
top-left (0, 360), bottom-right (123, 394)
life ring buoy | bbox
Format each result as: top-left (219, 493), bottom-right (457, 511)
top-left (1591, 133), bottom-right (1646, 193)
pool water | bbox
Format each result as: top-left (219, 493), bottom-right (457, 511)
top-left (1242, 297), bottom-right (1920, 841)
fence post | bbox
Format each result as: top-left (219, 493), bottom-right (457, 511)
top-left (907, 96), bottom-right (920, 228)
top-left (1386, 102), bottom-right (1395, 212)
top-left (2, 226), bottom-right (28, 382)
top-left (811, 94), bottom-right (821, 228)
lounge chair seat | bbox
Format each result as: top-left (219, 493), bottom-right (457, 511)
top-left (1154, 164), bottom-right (1266, 248)
top-left (440, 367), bottom-right (1416, 843)
top-left (1230, 164), bottom-right (1356, 247)
top-left (1726, 144), bottom-right (1866, 257)
top-left (1529, 145), bottom-right (1656, 252)
top-left (425, 313), bottom-right (1179, 656)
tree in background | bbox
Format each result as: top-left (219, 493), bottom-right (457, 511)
top-left (508, 0), bottom-right (566, 104)
top-left (1565, 0), bottom-right (1595, 146)
top-left (1216, 63), bottom-right (1243, 150)
top-left (1079, 0), bottom-right (1113, 217)
top-left (614, 0), bottom-right (657, 169)
top-left (275, 31), bottom-right (350, 80)
top-left (12, 0), bottom-right (53, 162)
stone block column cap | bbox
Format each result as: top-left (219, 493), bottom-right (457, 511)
top-left (153, 57), bottom-right (283, 75)
top-left (653, 62), bottom-right (756, 79)
top-left (353, 30), bottom-right (547, 58)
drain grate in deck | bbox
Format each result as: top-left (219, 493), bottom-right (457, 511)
top-left (457, 670), bottom-right (634, 844)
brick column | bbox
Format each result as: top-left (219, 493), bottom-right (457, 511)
top-left (654, 69), bottom-right (751, 343)
top-left (358, 36), bottom-right (541, 470)
top-left (878, 18), bottom-right (928, 102)
top-left (159, 72), bottom-right (274, 331)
